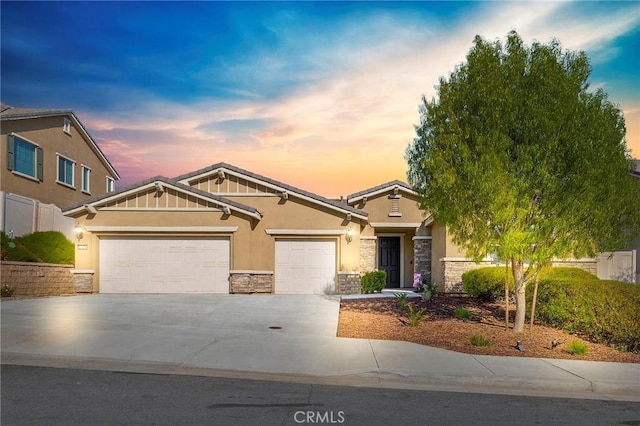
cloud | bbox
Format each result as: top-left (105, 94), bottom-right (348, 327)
top-left (80, 1), bottom-right (640, 194)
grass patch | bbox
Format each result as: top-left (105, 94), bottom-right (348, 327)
top-left (566, 340), bottom-right (589, 355)
top-left (470, 334), bottom-right (490, 347)
top-left (453, 307), bottom-right (471, 319)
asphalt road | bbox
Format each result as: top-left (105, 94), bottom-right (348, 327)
top-left (1, 365), bottom-right (638, 425)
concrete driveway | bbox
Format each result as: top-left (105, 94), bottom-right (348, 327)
top-left (2, 294), bottom-right (639, 401)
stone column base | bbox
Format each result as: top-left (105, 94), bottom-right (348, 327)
top-left (70, 269), bottom-right (95, 293)
top-left (230, 271), bottom-right (273, 294)
top-left (337, 271), bottom-right (361, 295)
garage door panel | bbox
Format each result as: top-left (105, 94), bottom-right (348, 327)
top-left (275, 239), bottom-right (336, 294)
top-left (99, 237), bottom-right (229, 293)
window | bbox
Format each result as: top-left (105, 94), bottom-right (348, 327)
top-left (81, 165), bottom-right (91, 193)
top-left (6, 134), bottom-right (43, 181)
top-left (57, 155), bottom-right (75, 187)
top-left (63, 118), bottom-right (71, 134)
top-left (106, 177), bottom-right (115, 193)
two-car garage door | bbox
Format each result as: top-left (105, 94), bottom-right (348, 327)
top-left (99, 237), bottom-right (230, 293)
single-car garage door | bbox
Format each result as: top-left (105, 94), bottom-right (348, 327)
top-left (99, 237), bottom-right (230, 293)
top-left (275, 239), bottom-right (336, 294)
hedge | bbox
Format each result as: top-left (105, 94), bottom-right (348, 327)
top-left (462, 266), bottom-right (598, 300)
top-left (529, 278), bottom-right (640, 353)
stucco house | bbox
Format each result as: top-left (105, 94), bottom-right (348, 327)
top-left (63, 163), bottom-right (446, 294)
top-left (1, 103), bottom-right (120, 236)
top-left (63, 162), bottom-right (604, 294)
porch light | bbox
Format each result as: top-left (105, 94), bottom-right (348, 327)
top-left (74, 224), bottom-right (84, 240)
top-left (346, 228), bottom-right (354, 243)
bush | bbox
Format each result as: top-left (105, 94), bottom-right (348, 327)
top-left (361, 270), bottom-right (386, 294)
top-left (406, 304), bottom-right (426, 327)
top-left (530, 278), bottom-right (640, 353)
top-left (462, 267), bottom-right (515, 300)
top-left (462, 266), bottom-right (597, 300)
top-left (0, 231), bottom-right (74, 264)
top-left (1, 284), bottom-right (15, 298)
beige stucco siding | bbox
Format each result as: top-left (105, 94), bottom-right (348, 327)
top-left (191, 174), bottom-right (278, 195)
top-left (1, 117), bottom-right (117, 207)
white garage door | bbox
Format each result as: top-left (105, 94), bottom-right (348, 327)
top-left (275, 239), bottom-right (336, 294)
top-left (99, 237), bottom-right (230, 293)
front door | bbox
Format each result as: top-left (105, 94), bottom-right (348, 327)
top-left (378, 237), bottom-right (400, 288)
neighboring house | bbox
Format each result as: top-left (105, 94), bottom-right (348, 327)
top-left (1, 103), bottom-right (119, 237)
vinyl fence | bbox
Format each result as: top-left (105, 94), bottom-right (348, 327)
top-left (0, 191), bottom-right (74, 240)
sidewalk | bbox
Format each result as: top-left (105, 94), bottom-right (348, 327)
top-left (1, 294), bottom-right (638, 401)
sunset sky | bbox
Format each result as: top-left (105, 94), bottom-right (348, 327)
top-left (2, 1), bottom-right (638, 197)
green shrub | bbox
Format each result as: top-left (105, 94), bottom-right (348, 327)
top-left (361, 270), bottom-right (386, 294)
top-left (0, 231), bottom-right (74, 264)
top-left (530, 278), bottom-right (640, 353)
top-left (470, 334), bottom-right (490, 347)
top-left (462, 266), bottom-right (597, 301)
top-left (453, 307), bottom-right (471, 319)
top-left (566, 340), bottom-right (589, 355)
top-left (462, 267), bottom-right (515, 300)
top-left (1, 284), bottom-right (15, 298)
top-left (406, 304), bottom-right (426, 327)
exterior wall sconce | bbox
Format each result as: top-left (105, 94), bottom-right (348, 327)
top-left (74, 224), bottom-right (84, 240)
top-left (346, 228), bottom-right (354, 243)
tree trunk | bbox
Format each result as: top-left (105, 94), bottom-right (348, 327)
top-left (504, 262), bottom-right (509, 330)
top-left (511, 259), bottom-right (527, 333)
top-left (529, 273), bottom-right (540, 329)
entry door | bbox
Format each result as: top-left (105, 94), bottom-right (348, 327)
top-left (379, 237), bottom-right (400, 287)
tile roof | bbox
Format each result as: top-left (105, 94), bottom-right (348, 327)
top-left (175, 162), bottom-right (368, 219)
top-left (63, 175), bottom-right (260, 218)
top-left (346, 180), bottom-right (416, 201)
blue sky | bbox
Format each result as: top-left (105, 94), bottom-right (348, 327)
top-left (2, 1), bottom-right (639, 195)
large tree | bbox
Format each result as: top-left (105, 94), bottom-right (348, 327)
top-left (406, 31), bottom-right (640, 333)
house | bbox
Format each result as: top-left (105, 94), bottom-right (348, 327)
top-left (1, 103), bottom-right (120, 237)
top-left (63, 162), bottom-right (601, 294)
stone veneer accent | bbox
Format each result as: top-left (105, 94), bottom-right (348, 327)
top-left (441, 259), bottom-right (495, 294)
top-left (71, 270), bottom-right (95, 293)
top-left (441, 258), bottom-right (598, 294)
top-left (359, 237), bottom-right (377, 273)
top-left (1, 261), bottom-right (75, 296)
top-left (229, 271), bottom-right (273, 294)
top-left (413, 237), bottom-right (432, 284)
top-left (337, 271), bottom-right (361, 295)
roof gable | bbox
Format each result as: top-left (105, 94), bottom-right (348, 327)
top-left (175, 162), bottom-right (368, 220)
top-left (347, 180), bottom-right (417, 204)
top-left (63, 176), bottom-right (261, 220)
top-left (1, 103), bottom-right (120, 180)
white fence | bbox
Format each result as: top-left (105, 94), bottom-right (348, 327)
top-left (597, 250), bottom-right (637, 284)
top-left (0, 191), bottom-right (74, 240)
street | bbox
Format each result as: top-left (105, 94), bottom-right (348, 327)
top-left (2, 365), bottom-right (638, 425)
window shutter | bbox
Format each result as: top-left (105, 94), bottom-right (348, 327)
top-left (36, 147), bottom-right (44, 181)
top-left (7, 134), bottom-right (15, 171)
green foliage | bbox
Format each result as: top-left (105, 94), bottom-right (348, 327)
top-left (462, 267), bottom-right (515, 300)
top-left (360, 270), bottom-right (386, 294)
top-left (1, 284), bottom-right (16, 298)
top-left (406, 30), bottom-right (640, 332)
top-left (406, 304), bottom-right (427, 327)
top-left (0, 231), bottom-right (74, 265)
top-left (566, 340), bottom-right (589, 355)
top-left (394, 292), bottom-right (409, 309)
top-left (453, 307), bottom-right (471, 319)
top-left (462, 266), bottom-right (597, 300)
top-left (530, 278), bottom-right (640, 353)
top-left (470, 334), bottom-right (490, 347)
